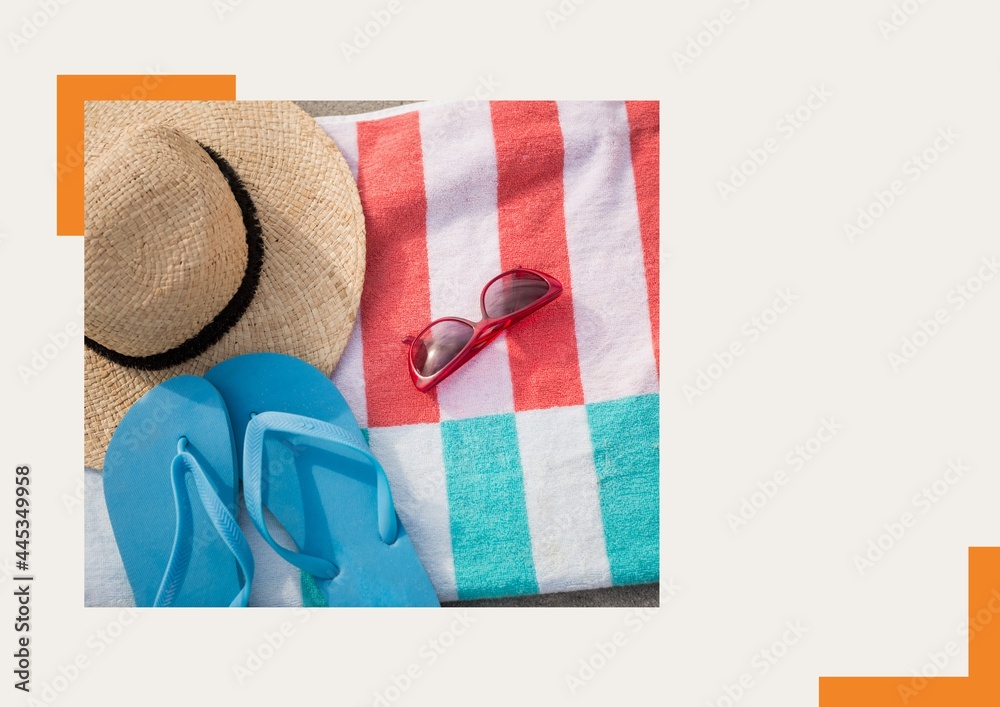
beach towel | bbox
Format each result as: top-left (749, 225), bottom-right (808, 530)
top-left (318, 100), bottom-right (660, 601)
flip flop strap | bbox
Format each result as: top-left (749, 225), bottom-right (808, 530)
top-left (242, 411), bottom-right (399, 580)
top-left (154, 443), bottom-right (255, 608)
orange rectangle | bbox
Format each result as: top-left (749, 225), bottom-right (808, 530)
top-left (56, 74), bottom-right (236, 235)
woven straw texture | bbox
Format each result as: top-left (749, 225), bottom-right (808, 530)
top-left (84, 101), bottom-right (366, 469)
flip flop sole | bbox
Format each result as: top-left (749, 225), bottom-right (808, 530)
top-left (103, 376), bottom-right (241, 606)
top-left (205, 353), bottom-right (439, 607)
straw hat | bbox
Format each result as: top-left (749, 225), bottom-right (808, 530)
top-left (84, 101), bottom-right (365, 469)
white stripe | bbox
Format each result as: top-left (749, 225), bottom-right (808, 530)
top-left (419, 102), bottom-right (516, 420)
top-left (330, 316), bottom-right (367, 428)
top-left (316, 118), bottom-right (359, 179)
top-left (558, 101), bottom-right (659, 402)
top-left (516, 406), bottom-right (612, 593)
top-left (318, 120), bottom-right (367, 426)
top-left (367, 423), bottom-right (458, 602)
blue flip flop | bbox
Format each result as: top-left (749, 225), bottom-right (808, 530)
top-left (204, 353), bottom-right (439, 607)
top-left (103, 375), bottom-right (254, 607)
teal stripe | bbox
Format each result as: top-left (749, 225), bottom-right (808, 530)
top-left (587, 394), bottom-right (660, 586)
top-left (441, 414), bottom-right (538, 600)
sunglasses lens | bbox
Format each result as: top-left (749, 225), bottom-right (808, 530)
top-left (483, 271), bottom-right (550, 318)
top-left (412, 320), bottom-right (475, 377)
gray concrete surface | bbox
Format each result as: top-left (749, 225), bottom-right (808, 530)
top-left (296, 100), bottom-right (415, 117)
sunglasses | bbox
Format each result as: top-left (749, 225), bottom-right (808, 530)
top-left (403, 267), bottom-right (563, 392)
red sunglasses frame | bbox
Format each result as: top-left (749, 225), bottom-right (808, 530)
top-left (403, 268), bottom-right (563, 392)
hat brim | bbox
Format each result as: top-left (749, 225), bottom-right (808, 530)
top-left (84, 101), bottom-right (365, 470)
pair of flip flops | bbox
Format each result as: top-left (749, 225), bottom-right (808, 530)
top-left (103, 353), bottom-right (439, 607)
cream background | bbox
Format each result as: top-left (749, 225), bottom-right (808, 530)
top-left (1, 0), bottom-right (999, 705)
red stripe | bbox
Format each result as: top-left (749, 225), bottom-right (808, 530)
top-left (626, 101), bottom-right (660, 372)
top-left (490, 101), bottom-right (584, 410)
top-left (355, 113), bottom-right (440, 426)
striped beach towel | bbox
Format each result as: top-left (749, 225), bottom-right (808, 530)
top-left (317, 100), bottom-right (660, 601)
